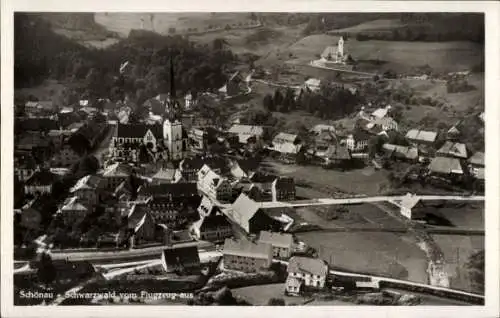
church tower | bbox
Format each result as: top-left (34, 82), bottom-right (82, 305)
top-left (336, 36), bottom-right (344, 63)
top-left (163, 55), bottom-right (188, 161)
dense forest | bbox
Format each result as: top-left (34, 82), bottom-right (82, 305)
top-left (304, 13), bottom-right (484, 43)
top-left (15, 14), bottom-right (236, 104)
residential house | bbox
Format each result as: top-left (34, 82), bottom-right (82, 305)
top-left (395, 193), bottom-right (427, 220)
top-left (219, 71), bottom-right (246, 97)
top-left (69, 175), bottom-right (104, 209)
top-left (258, 231), bottom-right (294, 259)
top-left (446, 125), bottom-right (461, 141)
top-left (436, 141), bottom-right (468, 159)
top-left (151, 168), bottom-right (183, 184)
top-left (184, 92), bottom-right (197, 110)
top-left (309, 124), bottom-right (336, 136)
top-left (222, 238), bottom-right (273, 273)
top-left (271, 177), bottom-right (296, 202)
top-left (227, 124), bottom-right (264, 144)
top-left (427, 157), bottom-right (464, 177)
top-left (230, 159), bottom-right (258, 180)
top-left (382, 144), bottom-right (419, 162)
top-left (15, 154), bottom-right (37, 182)
top-left (137, 182), bottom-right (199, 201)
top-left (24, 101), bottom-right (55, 115)
top-left (468, 151), bottom-right (484, 179)
top-left (127, 204), bottom-right (156, 247)
top-left (372, 117), bottom-right (398, 131)
top-left (405, 129), bottom-right (438, 146)
top-left (231, 193), bottom-right (282, 234)
top-left (191, 213), bottom-right (233, 242)
top-left (342, 129), bottom-right (371, 152)
top-left (270, 133), bottom-right (302, 158)
top-left (179, 155), bottom-right (228, 182)
top-left (197, 164), bottom-right (233, 202)
top-left (51, 144), bottom-right (80, 168)
top-left (322, 145), bottom-right (352, 168)
top-left (101, 163), bottom-right (133, 190)
top-left (114, 181), bottom-right (135, 202)
top-left (20, 198), bottom-right (44, 230)
top-left (57, 196), bottom-right (89, 225)
top-left (304, 78), bottom-right (321, 92)
top-left (24, 169), bottom-right (59, 195)
top-left (47, 129), bottom-right (73, 149)
top-left (286, 256), bottom-right (329, 293)
top-left (16, 133), bottom-right (54, 163)
top-left (161, 246), bottom-right (201, 274)
top-left (370, 105), bottom-right (392, 120)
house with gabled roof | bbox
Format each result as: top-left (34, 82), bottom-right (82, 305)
top-left (161, 246), bottom-right (201, 274)
top-left (342, 129), bottom-right (371, 152)
top-left (270, 132), bottom-right (302, 158)
top-left (101, 163), bottom-right (133, 190)
top-left (436, 141), bottom-right (468, 159)
top-left (127, 204), bottom-right (156, 247)
top-left (227, 124), bottom-right (264, 144)
top-left (405, 129), bottom-right (438, 146)
top-left (468, 151), bottom-right (485, 180)
top-left (222, 238), bottom-right (273, 273)
top-left (190, 203), bottom-right (233, 243)
top-left (258, 231), bottom-right (294, 259)
top-left (197, 164), bottom-right (232, 202)
top-left (428, 157), bottom-right (464, 176)
top-left (392, 193), bottom-right (427, 220)
top-left (230, 159), bottom-right (258, 180)
top-left (57, 196), bottom-right (89, 225)
top-left (286, 256), bottom-right (329, 292)
top-left (151, 167), bottom-right (183, 184)
top-left (70, 175), bottom-right (104, 209)
top-left (111, 123), bottom-right (164, 162)
top-left (231, 193), bottom-right (281, 234)
top-left (24, 169), bottom-right (59, 195)
top-left (271, 177), bottom-right (296, 202)
top-left (179, 155), bottom-right (228, 182)
top-left (382, 143), bottom-right (419, 162)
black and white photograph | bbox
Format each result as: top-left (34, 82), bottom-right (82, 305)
top-left (2, 1), bottom-right (499, 316)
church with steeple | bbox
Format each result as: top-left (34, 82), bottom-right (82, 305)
top-left (162, 56), bottom-right (189, 161)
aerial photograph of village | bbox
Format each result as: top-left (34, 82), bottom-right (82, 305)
top-left (13, 12), bottom-right (485, 306)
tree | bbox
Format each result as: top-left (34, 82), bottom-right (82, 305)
top-left (466, 250), bottom-right (484, 294)
top-left (37, 252), bottom-right (57, 286)
top-left (267, 298), bottom-right (285, 306)
top-left (212, 38), bottom-right (228, 51)
top-left (263, 94), bottom-right (275, 111)
top-left (273, 89), bottom-right (284, 108)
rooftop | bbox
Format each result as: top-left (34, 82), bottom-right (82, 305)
top-left (287, 256), bottom-right (328, 276)
top-left (468, 152), bottom-right (484, 167)
top-left (436, 141), bottom-right (468, 159)
top-left (428, 157), bottom-right (464, 175)
top-left (25, 169), bottom-right (59, 186)
top-left (405, 129), bottom-right (437, 143)
top-left (259, 231), bottom-right (293, 248)
top-left (223, 238), bottom-right (272, 259)
top-left (116, 123), bottom-right (163, 139)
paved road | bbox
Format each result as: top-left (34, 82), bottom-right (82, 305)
top-left (257, 195), bottom-right (484, 209)
top-left (300, 227), bottom-right (484, 236)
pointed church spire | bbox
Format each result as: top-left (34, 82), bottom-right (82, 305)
top-left (169, 56), bottom-right (176, 100)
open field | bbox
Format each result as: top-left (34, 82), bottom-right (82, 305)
top-left (431, 235), bottom-right (484, 293)
top-left (295, 203), bottom-right (405, 229)
top-left (296, 231), bottom-right (428, 283)
top-left (426, 202), bottom-right (484, 230)
top-left (232, 283), bottom-right (318, 305)
top-left (329, 19), bottom-right (404, 34)
top-left (95, 13), bottom-right (256, 37)
top-left (261, 159), bottom-right (391, 196)
top-left (285, 34), bottom-right (483, 72)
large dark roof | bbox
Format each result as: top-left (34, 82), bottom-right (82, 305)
top-left (138, 183), bottom-right (198, 198)
top-left (162, 246), bottom-right (200, 267)
top-left (180, 155), bottom-right (228, 171)
top-left (116, 123), bottom-right (163, 139)
top-left (25, 169), bottom-right (59, 186)
top-left (17, 118), bottom-right (59, 132)
top-left (201, 214), bottom-right (231, 230)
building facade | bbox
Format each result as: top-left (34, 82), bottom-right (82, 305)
top-left (222, 239), bottom-right (273, 273)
